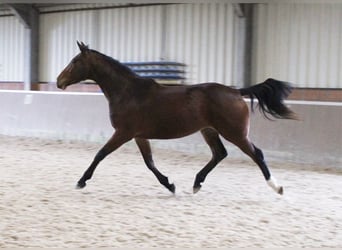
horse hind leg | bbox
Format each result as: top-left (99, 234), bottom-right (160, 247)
top-left (135, 138), bottom-right (175, 194)
top-left (233, 138), bottom-right (283, 195)
top-left (193, 128), bottom-right (228, 193)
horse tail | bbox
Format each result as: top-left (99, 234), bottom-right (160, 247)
top-left (239, 78), bottom-right (297, 120)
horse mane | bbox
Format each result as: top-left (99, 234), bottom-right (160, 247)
top-left (90, 49), bottom-right (138, 79)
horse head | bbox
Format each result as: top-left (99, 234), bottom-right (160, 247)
top-left (57, 41), bottom-right (92, 90)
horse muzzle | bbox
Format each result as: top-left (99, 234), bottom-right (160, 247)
top-left (57, 83), bottom-right (67, 90)
top-left (56, 77), bottom-right (69, 90)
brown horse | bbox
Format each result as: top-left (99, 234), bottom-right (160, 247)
top-left (57, 41), bottom-right (296, 195)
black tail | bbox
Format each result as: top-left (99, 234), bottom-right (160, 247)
top-left (239, 78), bottom-right (297, 120)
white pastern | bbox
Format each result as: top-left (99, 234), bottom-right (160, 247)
top-left (267, 176), bottom-right (283, 194)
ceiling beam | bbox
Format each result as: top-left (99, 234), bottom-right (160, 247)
top-left (8, 4), bottom-right (37, 28)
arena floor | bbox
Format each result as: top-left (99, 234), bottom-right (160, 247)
top-left (0, 135), bottom-right (341, 247)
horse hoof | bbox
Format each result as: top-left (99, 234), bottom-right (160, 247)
top-left (278, 186), bottom-right (284, 195)
top-left (168, 183), bottom-right (176, 194)
top-left (193, 185), bottom-right (201, 194)
top-left (76, 181), bottom-right (86, 189)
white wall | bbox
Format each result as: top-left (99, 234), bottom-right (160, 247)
top-left (39, 10), bottom-right (98, 82)
top-left (0, 16), bottom-right (25, 82)
top-left (98, 5), bottom-right (163, 62)
top-left (164, 3), bottom-right (236, 85)
top-left (253, 3), bottom-right (342, 88)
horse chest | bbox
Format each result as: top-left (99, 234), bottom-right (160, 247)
top-left (108, 105), bottom-right (140, 128)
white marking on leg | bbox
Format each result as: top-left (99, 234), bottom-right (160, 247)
top-left (267, 176), bottom-right (283, 194)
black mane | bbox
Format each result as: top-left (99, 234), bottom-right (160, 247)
top-left (90, 49), bottom-right (138, 78)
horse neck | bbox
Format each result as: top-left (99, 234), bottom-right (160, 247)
top-left (89, 59), bottom-right (135, 101)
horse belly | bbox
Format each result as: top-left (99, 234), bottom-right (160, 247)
top-left (137, 108), bottom-right (207, 139)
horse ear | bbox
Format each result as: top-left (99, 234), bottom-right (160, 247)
top-left (77, 41), bottom-right (89, 53)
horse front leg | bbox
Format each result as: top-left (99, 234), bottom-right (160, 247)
top-left (135, 138), bottom-right (175, 193)
top-left (76, 131), bottom-right (131, 189)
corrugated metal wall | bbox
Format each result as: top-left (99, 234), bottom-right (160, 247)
top-left (40, 5), bottom-right (164, 82)
top-left (165, 3), bottom-right (235, 84)
top-left (39, 3), bottom-right (236, 85)
top-left (253, 3), bottom-right (342, 88)
top-left (39, 10), bottom-right (98, 82)
top-left (3, 3), bottom-right (341, 88)
top-left (0, 16), bottom-right (25, 81)
top-left (98, 5), bottom-right (163, 62)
